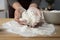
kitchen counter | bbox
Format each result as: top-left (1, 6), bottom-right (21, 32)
top-left (0, 18), bottom-right (60, 40)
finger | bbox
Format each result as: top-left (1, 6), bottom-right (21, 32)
top-left (14, 10), bottom-right (20, 20)
top-left (20, 21), bottom-right (27, 25)
top-left (35, 13), bottom-right (39, 16)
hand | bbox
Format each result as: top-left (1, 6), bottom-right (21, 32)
top-left (28, 7), bottom-right (41, 16)
top-left (28, 7), bottom-right (41, 27)
top-left (19, 19), bottom-right (27, 25)
top-left (15, 7), bottom-right (26, 16)
top-left (14, 7), bottom-right (26, 25)
top-left (15, 18), bottom-right (27, 25)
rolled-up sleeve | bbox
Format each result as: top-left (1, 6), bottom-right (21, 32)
top-left (8, 0), bottom-right (18, 6)
top-left (32, 0), bottom-right (41, 6)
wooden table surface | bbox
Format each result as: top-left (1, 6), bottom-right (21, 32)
top-left (0, 18), bottom-right (60, 40)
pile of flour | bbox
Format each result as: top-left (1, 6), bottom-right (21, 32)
top-left (2, 21), bottom-right (55, 37)
top-left (20, 7), bottom-right (41, 26)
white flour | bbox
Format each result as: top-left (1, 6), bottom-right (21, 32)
top-left (20, 8), bottom-right (41, 26)
top-left (2, 20), bottom-right (55, 37)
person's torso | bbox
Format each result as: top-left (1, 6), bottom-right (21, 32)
top-left (18, 0), bottom-right (32, 9)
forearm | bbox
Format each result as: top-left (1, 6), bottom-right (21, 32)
top-left (12, 2), bottom-right (22, 19)
top-left (29, 3), bottom-right (38, 8)
top-left (30, 0), bottom-right (41, 8)
top-left (12, 2), bottom-right (22, 10)
top-left (8, 0), bottom-right (23, 22)
top-left (8, 0), bottom-right (22, 10)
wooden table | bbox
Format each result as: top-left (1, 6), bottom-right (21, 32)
top-left (0, 18), bottom-right (60, 40)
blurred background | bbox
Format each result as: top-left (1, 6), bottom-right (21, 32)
top-left (0, 0), bottom-right (60, 18)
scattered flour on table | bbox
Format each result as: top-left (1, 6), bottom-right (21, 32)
top-left (2, 20), bottom-right (55, 37)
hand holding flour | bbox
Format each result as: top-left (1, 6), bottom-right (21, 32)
top-left (14, 7), bottom-right (27, 25)
top-left (21, 7), bottom-right (41, 27)
top-left (28, 7), bottom-right (41, 27)
top-left (14, 6), bottom-right (41, 27)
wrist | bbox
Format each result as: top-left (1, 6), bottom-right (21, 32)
top-left (12, 2), bottom-right (23, 10)
top-left (29, 3), bottom-right (38, 8)
top-left (15, 7), bottom-right (23, 10)
top-left (29, 3), bottom-right (40, 9)
top-left (16, 7), bottom-right (26, 13)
